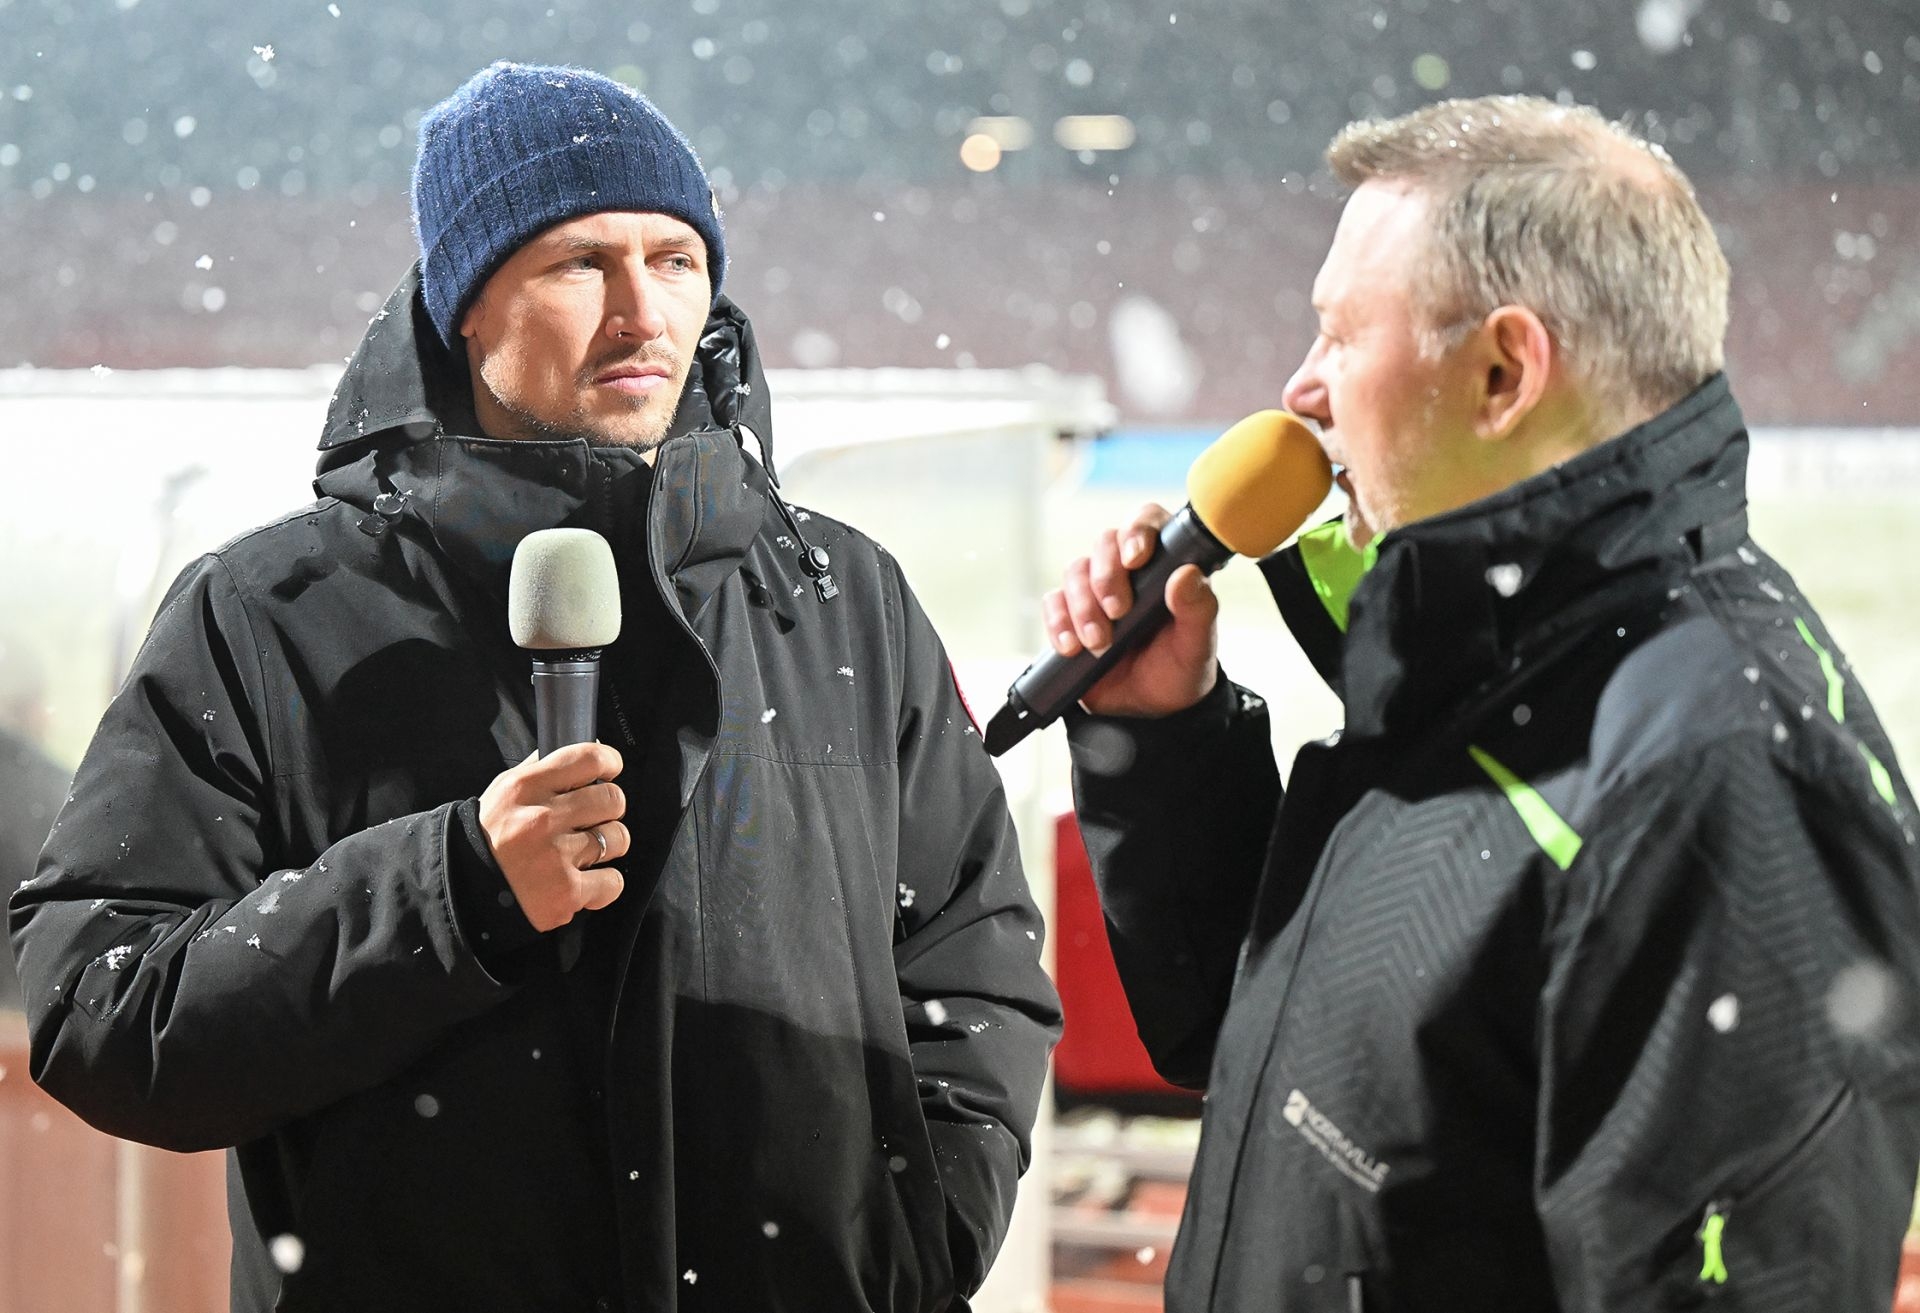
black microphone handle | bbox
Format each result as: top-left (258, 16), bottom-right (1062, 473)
top-left (530, 654), bottom-right (602, 758)
top-left (1005, 506), bottom-right (1231, 732)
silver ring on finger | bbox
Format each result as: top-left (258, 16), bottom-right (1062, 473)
top-left (587, 825), bottom-right (609, 865)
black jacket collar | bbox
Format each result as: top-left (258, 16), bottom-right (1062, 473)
top-left (1326, 374), bottom-right (1749, 740)
top-left (311, 266), bottom-right (779, 624)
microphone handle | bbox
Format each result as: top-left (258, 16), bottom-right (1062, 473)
top-left (1007, 507), bottom-right (1231, 730)
top-left (531, 654), bottom-right (602, 758)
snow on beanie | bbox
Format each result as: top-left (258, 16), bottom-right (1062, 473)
top-left (411, 61), bottom-right (726, 347)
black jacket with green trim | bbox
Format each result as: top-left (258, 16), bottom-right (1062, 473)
top-left (1069, 375), bottom-right (1920, 1311)
top-left (10, 271), bottom-right (1060, 1313)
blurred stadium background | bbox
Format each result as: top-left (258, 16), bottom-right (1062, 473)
top-left (2, 0), bottom-right (1916, 1308)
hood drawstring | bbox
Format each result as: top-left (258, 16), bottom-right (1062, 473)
top-left (738, 421), bottom-right (838, 605)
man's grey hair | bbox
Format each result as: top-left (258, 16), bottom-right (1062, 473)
top-left (1328, 95), bottom-right (1730, 433)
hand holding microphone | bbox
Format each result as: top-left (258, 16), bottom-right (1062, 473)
top-left (984, 412), bottom-right (1331, 755)
top-left (476, 529), bottom-right (631, 931)
top-left (1045, 502), bottom-right (1222, 719)
top-left (479, 744), bottom-right (629, 931)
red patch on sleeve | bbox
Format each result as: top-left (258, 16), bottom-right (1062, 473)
top-left (948, 659), bottom-right (983, 735)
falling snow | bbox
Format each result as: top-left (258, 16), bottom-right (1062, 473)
top-left (269, 1234), bottom-right (305, 1274)
top-left (1828, 961), bottom-right (1899, 1038)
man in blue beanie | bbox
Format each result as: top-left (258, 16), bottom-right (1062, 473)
top-left (413, 62), bottom-right (730, 453)
top-left (13, 61), bottom-right (1061, 1313)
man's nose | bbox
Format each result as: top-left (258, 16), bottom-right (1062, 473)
top-left (1281, 358), bottom-right (1328, 422)
top-left (605, 268), bottom-right (667, 341)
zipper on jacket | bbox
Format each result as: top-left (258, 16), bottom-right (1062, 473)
top-left (601, 448), bottom-right (729, 1047)
top-left (1696, 1200), bottom-right (1730, 1286)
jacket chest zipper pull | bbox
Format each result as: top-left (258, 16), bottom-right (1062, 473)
top-left (1697, 1202), bottom-right (1730, 1286)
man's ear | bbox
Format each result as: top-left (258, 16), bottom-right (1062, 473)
top-left (459, 292), bottom-right (486, 342)
top-left (1474, 305), bottom-right (1554, 442)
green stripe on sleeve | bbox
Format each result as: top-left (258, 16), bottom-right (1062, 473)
top-left (1794, 617), bottom-right (1845, 722)
top-left (1698, 1209), bottom-right (1730, 1285)
top-left (1862, 745), bottom-right (1899, 809)
top-left (1297, 520), bottom-right (1379, 634)
top-left (1468, 745), bottom-right (1584, 871)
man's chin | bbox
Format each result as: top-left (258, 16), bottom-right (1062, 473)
top-left (579, 391), bottom-right (681, 450)
top-left (1343, 503), bottom-right (1378, 551)
top-left (583, 426), bottom-right (671, 451)
top-left (560, 401), bottom-right (675, 450)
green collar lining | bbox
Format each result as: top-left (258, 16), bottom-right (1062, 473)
top-left (1297, 520), bottom-right (1380, 633)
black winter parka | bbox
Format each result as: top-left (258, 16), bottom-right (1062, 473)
top-left (1071, 377), bottom-right (1920, 1312)
top-left (11, 273), bottom-right (1061, 1313)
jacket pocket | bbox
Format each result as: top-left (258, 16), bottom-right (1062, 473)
top-left (1660, 1084), bottom-right (1854, 1309)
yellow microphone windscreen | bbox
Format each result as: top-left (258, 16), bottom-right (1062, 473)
top-left (1185, 410), bottom-right (1333, 558)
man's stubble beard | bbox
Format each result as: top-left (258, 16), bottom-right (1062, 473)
top-left (478, 352), bottom-right (687, 450)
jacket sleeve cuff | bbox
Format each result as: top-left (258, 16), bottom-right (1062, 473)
top-left (446, 798), bottom-right (545, 968)
top-left (1065, 666), bottom-right (1240, 769)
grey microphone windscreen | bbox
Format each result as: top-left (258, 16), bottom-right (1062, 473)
top-left (508, 528), bottom-right (622, 649)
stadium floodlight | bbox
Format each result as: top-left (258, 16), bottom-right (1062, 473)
top-left (967, 116), bottom-right (1036, 150)
top-left (1053, 115), bottom-right (1136, 152)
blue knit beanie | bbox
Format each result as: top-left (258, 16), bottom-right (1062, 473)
top-left (411, 62), bottom-right (727, 347)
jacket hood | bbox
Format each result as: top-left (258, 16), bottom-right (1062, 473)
top-left (1273, 374), bottom-right (1750, 740)
top-left (311, 265), bottom-right (782, 622)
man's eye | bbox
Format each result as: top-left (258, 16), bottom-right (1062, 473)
top-left (660, 254), bottom-right (695, 272)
